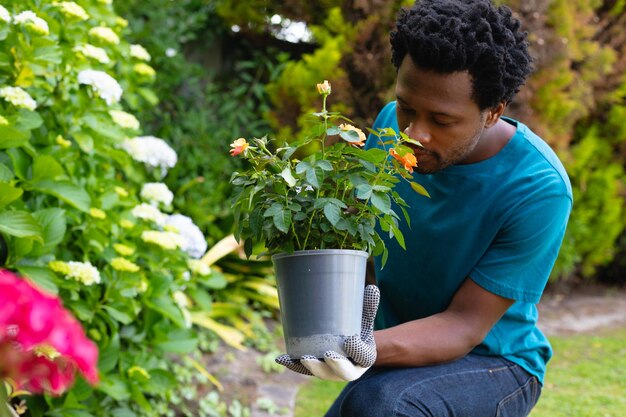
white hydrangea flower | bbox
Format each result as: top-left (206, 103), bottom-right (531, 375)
top-left (109, 109), bottom-right (140, 130)
top-left (131, 203), bottom-right (167, 225)
top-left (56, 2), bottom-right (89, 20)
top-left (0, 86), bottom-right (37, 110)
top-left (14, 11), bottom-right (49, 35)
top-left (74, 44), bottom-right (110, 64)
top-left (77, 69), bottom-right (122, 105)
top-left (141, 182), bottom-right (174, 206)
top-left (141, 230), bottom-right (185, 250)
top-left (122, 136), bottom-right (178, 173)
top-left (88, 26), bottom-right (119, 45)
top-left (65, 261), bottom-right (101, 285)
top-left (130, 44), bottom-right (151, 61)
top-left (0, 5), bottom-right (11, 23)
top-left (164, 214), bottom-right (207, 259)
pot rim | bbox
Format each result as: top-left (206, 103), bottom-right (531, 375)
top-left (271, 249), bottom-right (369, 261)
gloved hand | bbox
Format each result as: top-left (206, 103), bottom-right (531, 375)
top-left (275, 285), bottom-right (380, 381)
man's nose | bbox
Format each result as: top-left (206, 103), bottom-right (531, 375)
top-left (404, 122), bottom-right (431, 144)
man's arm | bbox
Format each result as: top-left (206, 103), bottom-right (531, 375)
top-left (375, 277), bottom-right (514, 366)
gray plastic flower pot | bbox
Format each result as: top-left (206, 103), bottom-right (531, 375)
top-left (272, 249), bottom-right (368, 359)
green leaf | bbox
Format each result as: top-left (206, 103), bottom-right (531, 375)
top-left (32, 155), bottom-right (65, 181)
top-left (15, 110), bottom-right (43, 131)
top-left (0, 164), bottom-right (13, 182)
top-left (102, 306), bottom-right (133, 325)
top-left (280, 167), bottom-right (297, 187)
top-left (30, 208), bottom-right (66, 256)
top-left (410, 181), bottom-right (431, 197)
top-left (323, 203), bottom-right (342, 226)
top-left (0, 183), bottom-right (23, 208)
top-left (273, 207), bottom-right (291, 233)
top-left (17, 266), bottom-right (59, 294)
top-left (33, 45), bottom-right (62, 64)
top-left (390, 223), bottom-right (406, 250)
top-left (356, 184), bottom-right (372, 200)
top-left (305, 166), bottom-right (319, 188)
top-left (6, 148), bottom-right (29, 180)
top-left (97, 375), bottom-right (130, 401)
top-left (0, 125), bottom-right (29, 149)
top-left (72, 131), bottom-right (94, 153)
top-left (0, 211), bottom-right (43, 239)
top-left (316, 160), bottom-right (333, 171)
top-left (326, 126), bottom-right (341, 135)
top-left (370, 192), bottom-right (391, 214)
top-left (295, 161), bottom-right (311, 174)
top-left (339, 129), bottom-right (362, 143)
top-left (146, 296), bottom-right (186, 328)
top-left (31, 180), bottom-right (91, 212)
top-left (142, 369), bottom-right (176, 396)
top-left (263, 202), bottom-right (283, 217)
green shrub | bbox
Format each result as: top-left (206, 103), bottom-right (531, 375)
top-left (0, 1), bottom-right (277, 416)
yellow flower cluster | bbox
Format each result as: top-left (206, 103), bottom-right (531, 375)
top-left (89, 207), bottom-right (107, 219)
top-left (114, 186), bottom-right (129, 197)
top-left (50, 260), bottom-right (101, 285)
top-left (55, 135), bottom-right (72, 148)
top-left (109, 109), bottom-right (140, 130)
top-left (188, 259), bottom-right (211, 276)
top-left (141, 231), bottom-right (184, 250)
top-left (14, 11), bottom-right (49, 35)
top-left (133, 63), bottom-right (156, 79)
top-left (110, 257), bottom-right (140, 273)
top-left (88, 26), bottom-right (119, 45)
top-left (55, 2), bottom-right (89, 20)
top-left (130, 44), bottom-right (151, 61)
top-left (74, 44), bottom-right (110, 64)
top-left (113, 243), bottom-right (135, 256)
top-left (0, 86), bottom-right (37, 111)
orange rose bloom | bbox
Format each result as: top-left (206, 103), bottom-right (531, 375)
top-left (390, 148), bottom-right (417, 173)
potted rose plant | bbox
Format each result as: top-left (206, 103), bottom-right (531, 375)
top-left (229, 81), bottom-right (427, 358)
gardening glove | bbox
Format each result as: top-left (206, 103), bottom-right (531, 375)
top-left (275, 284), bottom-right (380, 381)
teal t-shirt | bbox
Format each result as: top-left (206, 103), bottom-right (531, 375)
top-left (367, 102), bottom-right (573, 384)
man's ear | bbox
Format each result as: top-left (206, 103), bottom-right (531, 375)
top-left (484, 101), bottom-right (507, 128)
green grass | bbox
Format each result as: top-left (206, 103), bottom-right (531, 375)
top-left (294, 328), bottom-right (626, 417)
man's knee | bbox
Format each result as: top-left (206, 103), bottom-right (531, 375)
top-left (335, 378), bottom-right (429, 417)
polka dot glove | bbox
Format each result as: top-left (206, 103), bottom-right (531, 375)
top-left (275, 285), bottom-right (380, 381)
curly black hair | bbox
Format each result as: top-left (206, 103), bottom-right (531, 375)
top-left (390, 0), bottom-right (533, 109)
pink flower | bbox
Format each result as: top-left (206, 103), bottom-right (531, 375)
top-left (0, 269), bottom-right (99, 395)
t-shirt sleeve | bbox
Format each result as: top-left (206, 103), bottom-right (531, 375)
top-left (365, 101), bottom-right (397, 150)
top-left (469, 193), bottom-right (572, 304)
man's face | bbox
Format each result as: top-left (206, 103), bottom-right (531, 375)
top-left (395, 56), bottom-right (492, 174)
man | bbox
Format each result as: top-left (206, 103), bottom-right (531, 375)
top-left (277, 0), bottom-right (572, 415)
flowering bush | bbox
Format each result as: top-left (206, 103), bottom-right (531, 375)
top-left (0, 1), bottom-right (278, 416)
top-left (0, 269), bottom-right (98, 397)
top-left (230, 81), bottom-right (428, 262)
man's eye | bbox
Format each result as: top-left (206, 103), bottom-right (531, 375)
top-left (432, 118), bottom-right (453, 127)
top-left (399, 106), bottom-right (414, 113)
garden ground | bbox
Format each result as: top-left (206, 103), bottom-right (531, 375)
top-left (202, 283), bottom-right (626, 417)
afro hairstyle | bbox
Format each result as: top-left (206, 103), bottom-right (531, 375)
top-left (390, 0), bottom-right (533, 110)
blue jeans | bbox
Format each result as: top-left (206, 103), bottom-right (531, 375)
top-left (324, 353), bottom-right (541, 417)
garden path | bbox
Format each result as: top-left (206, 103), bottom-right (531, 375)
top-left (201, 284), bottom-right (626, 417)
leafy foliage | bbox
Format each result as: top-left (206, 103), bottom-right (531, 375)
top-left (0, 1), bottom-right (278, 416)
top-left (231, 83), bottom-right (426, 262)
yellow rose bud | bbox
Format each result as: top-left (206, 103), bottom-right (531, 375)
top-left (316, 80), bottom-right (331, 95)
